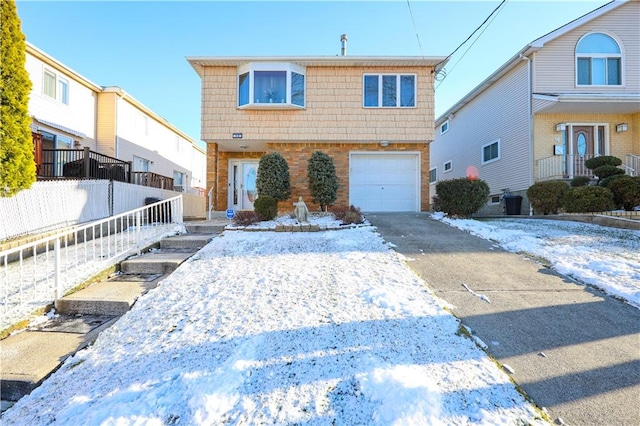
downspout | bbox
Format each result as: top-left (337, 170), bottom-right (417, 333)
top-left (520, 53), bottom-right (534, 216)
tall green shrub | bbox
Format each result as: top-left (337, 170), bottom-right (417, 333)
top-left (307, 151), bottom-right (338, 211)
top-left (1, 0), bottom-right (36, 197)
top-left (584, 155), bottom-right (624, 183)
top-left (256, 152), bottom-right (291, 202)
top-left (526, 181), bottom-right (569, 215)
top-left (607, 176), bottom-right (640, 211)
top-left (253, 195), bottom-right (277, 220)
top-left (563, 186), bottom-right (614, 213)
top-left (435, 177), bottom-right (489, 218)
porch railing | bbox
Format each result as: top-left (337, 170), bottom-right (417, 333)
top-left (131, 171), bottom-right (174, 189)
top-left (0, 196), bottom-right (184, 332)
top-left (625, 154), bottom-right (639, 177)
top-left (39, 147), bottom-right (132, 183)
top-left (537, 154), bottom-right (636, 181)
top-left (537, 154), bottom-right (596, 181)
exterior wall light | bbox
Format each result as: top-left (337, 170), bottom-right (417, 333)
top-left (616, 123), bottom-right (628, 132)
top-left (380, 141), bottom-right (389, 147)
top-left (555, 123), bottom-right (566, 132)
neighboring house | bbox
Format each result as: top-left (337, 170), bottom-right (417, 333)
top-left (26, 42), bottom-right (206, 194)
top-left (431, 0), bottom-right (639, 215)
top-left (187, 53), bottom-right (446, 213)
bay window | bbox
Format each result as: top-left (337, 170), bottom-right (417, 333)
top-left (237, 63), bottom-right (306, 109)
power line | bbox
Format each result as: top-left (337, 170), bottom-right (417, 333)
top-left (433, 0), bottom-right (507, 78)
top-left (435, 0), bottom-right (507, 90)
top-left (406, 0), bottom-right (426, 61)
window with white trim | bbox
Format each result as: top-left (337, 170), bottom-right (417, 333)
top-left (43, 69), bottom-right (69, 105)
top-left (238, 63), bottom-right (305, 108)
top-left (482, 139), bottom-right (500, 164)
top-left (440, 120), bottom-right (449, 134)
top-left (133, 156), bottom-right (151, 172)
top-left (363, 74), bottom-right (415, 108)
top-left (444, 160), bottom-right (452, 173)
top-left (429, 167), bottom-right (437, 183)
top-left (576, 33), bottom-right (622, 86)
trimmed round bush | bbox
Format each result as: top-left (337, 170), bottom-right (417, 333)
top-left (435, 177), bottom-right (489, 218)
top-left (563, 186), bottom-right (614, 213)
top-left (584, 155), bottom-right (622, 170)
top-left (526, 181), bottom-right (569, 215)
top-left (253, 195), bottom-right (277, 220)
top-left (607, 176), bottom-right (640, 211)
top-left (256, 152), bottom-right (291, 202)
top-left (592, 165), bottom-right (625, 180)
top-left (570, 176), bottom-right (591, 187)
top-left (598, 173), bottom-right (629, 188)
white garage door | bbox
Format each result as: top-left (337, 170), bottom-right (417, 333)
top-left (349, 153), bottom-right (420, 212)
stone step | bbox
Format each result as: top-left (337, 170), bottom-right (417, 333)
top-left (1, 315), bottom-right (117, 402)
top-left (160, 233), bottom-right (213, 250)
top-left (55, 274), bottom-right (164, 316)
top-left (185, 223), bottom-right (227, 234)
top-left (120, 251), bottom-right (194, 274)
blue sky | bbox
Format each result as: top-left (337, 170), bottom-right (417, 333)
top-left (17, 0), bottom-right (611, 145)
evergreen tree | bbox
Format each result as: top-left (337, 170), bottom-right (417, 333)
top-left (1, 0), bottom-right (36, 196)
top-left (256, 152), bottom-right (291, 202)
top-left (307, 151), bottom-right (338, 211)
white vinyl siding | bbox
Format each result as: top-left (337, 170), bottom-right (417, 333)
top-left (534, 1), bottom-right (639, 94)
top-left (432, 61), bottom-right (531, 197)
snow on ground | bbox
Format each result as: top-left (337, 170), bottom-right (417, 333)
top-left (2, 226), bottom-right (546, 425)
top-left (432, 213), bottom-right (640, 308)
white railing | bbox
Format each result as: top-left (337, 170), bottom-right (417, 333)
top-left (625, 154), bottom-right (639, 177)
top-left (207, 186), bottom-right (214, 220)
top-left (0, 196), bottom-right (184, 332)
top-left (537, 154), bottom-right (596, 181)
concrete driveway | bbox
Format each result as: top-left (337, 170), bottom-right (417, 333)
top-left (367, 213), bottom-right (640, 426)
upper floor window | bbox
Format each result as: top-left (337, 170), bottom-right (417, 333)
top-left (363, 74), bottom-right (415, 108)
top-left (444, 160), bottom-right (452, 173)
top-left (429, 167), bottom-right (437, 183)
top-left (238, 63), bottom-right (305, 109)
top-left (576, 33), bottom-right (622, 86)
top-left (482, 139), bottom-right (500, 164)
top-left (440, 120), bottom-right (449, 134)
top-left (43, 69), bottom-right (69, 105)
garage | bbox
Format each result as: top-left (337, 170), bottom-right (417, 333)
top-left (349, 152), bottom-right (420, 212)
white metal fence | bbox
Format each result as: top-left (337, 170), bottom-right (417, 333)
top-left (0, 196), bottom-right (184, 332)
top-left (0, 180), bottom-right (197, 242)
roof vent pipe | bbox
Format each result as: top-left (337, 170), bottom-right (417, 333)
top-left (340, 34), bottom-right (348, 56)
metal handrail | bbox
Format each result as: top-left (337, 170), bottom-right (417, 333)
top-left (0, 196), bottom-right (184, 331)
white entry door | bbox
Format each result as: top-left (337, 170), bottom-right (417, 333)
top-left (228, 160), bottom-right (259, 210)
top-left (349, 153), bottom-right (420, 212)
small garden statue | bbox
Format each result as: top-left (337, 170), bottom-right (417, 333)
top-left (293, 196), bottom-right (309, 223)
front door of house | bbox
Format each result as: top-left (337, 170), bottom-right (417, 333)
top-left (571, 126), bottom-right (594, 177)
top-left (228, 160), bottom-right (259, 210)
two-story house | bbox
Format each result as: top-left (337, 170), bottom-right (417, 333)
top-left (431, 0), bottom-right (639, 215)
top-left (187, 53), bottom-right (446, 213)
top-left (27, 42), bottom-right (206, 193)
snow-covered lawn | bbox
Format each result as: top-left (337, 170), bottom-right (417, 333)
top-left (432, 213), bottom-right (640, 309)
top-left (2, 226), bottom-right (546, 425)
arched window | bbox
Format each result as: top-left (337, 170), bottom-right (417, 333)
top-left (576, 33), bottom-right (622, 86)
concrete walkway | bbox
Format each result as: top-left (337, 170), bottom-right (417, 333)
top-left (367, 213), bottom-right (640, 426)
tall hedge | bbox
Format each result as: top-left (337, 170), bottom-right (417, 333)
top-left (526, 181), bottom-right (569, 215)
top-left (1, 0), bottom-right (36, 197)
top-left (435, 177), bottom-right (489, 218)
top-left (256, 152), bottom-right (291, 202)
top-left (307, 151), bottom-right (338, 211)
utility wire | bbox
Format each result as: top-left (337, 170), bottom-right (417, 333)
top-left (435, 0), bottom-right (507, 90)
top-left (406, 0), bottom-right (426, 61)
top-left (433, 0), bottom-right (507, 75)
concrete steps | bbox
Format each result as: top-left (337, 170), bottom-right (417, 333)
top-left (1, 224), bottom-right (224, 410)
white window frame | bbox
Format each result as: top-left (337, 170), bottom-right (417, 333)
top-left (440, 120), bottom-right (449, 134)
top-left (481, 139), bottom-right (500, 165)
top-left (490, 195), bottom-right (501, 205)
top-left (237, 62), bottom-right (306, 109)
top-left (43, 68), bottom-right (69, 105)
top-left (443, 160), bottom-right (452, 173)
top-left (575, 32), bottom-right (624, 87)
top-left (133, 155), bottom-right (151, 172)
top-left (429, 167), bottom-right (437, 184)
top-left (363, 73), bottom-right (417, 108)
